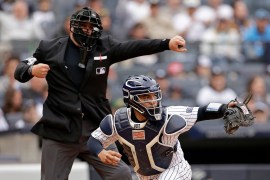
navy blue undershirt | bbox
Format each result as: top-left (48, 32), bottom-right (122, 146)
top-left (65, 38), bottom-right (87, 88)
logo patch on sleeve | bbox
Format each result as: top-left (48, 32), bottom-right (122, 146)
top-left (132, 130), bottom-right (145, 140)
top-left (186, 107), bottom-right (193, 113)
top-left (26, 57), bottom-right (37, 65)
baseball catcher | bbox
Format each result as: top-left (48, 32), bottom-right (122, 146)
top-left (87, 75), bottom-right (256, 180)
top-left (223, 92), bottom-right (255, 134)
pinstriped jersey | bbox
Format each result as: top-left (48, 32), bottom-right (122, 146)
top-left (91, 105), bottom-right (199, 180)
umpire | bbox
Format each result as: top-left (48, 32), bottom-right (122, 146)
top-left (14, 7), bottom-right (187, 180)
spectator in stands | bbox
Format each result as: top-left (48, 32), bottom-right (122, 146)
top-left (32, 0), bottom-right (56, 39)
top-left (53, 15), bottom-right (70, 37)
top-left (0, 0), bottom-right (45, 42)
top-left (242, 8), bottom-right (270, 61)
top-left (253, 102), bottom-right (269, 124)
top-left (155, 68), bottom-right (170, 99)
top-left (73, 0), bottom-right (87, 11)
top-left (160, 0), bottom-right (184, 19)
top-left (231, 0), bottom-right (250, 34)
top-left (173, 0), bottom-right (204, 42)
top-left (125, 0), bottom-right (150, 30)
top-left (110, 0), bottom-right (134, 40)
top-left (196, 66), bottom-right (237, 106)
top-left (99, 8), bottom-right (112, 37)
top-left (166, 61), bottom-right (186, 79)
top-left (167, 82), bottom-right (195, 106)
top-left (141, 0), bottom-right (178, 39)
top-left (0, 108), bottom-right (9, 132)
top-left (0, 0), bottom-right (15, 13)
top-left (241, 75), bottom-right (270, 111)
top-left (200, 5), bottom-right (242, 62)
top-left (21, 77), bottom-right (47, 119)
top-left (194, 54), bottom-right (213, 85)
top-left (2, 86), bottom-right (24, 130)
top-left (87, 0), bottom-right (104, 14)
top-left (0, 56), bottom-right (25, 106)
top-left (124, 22), bottom-right (158, 66)
top-left (127, 22), bottom-right (149, 40)
top-left (22, 99), bottom-right (40, 131)
top-left (194, 0), bottom-right (233, 28)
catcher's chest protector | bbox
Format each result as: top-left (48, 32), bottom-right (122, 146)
top-left (114, 108), bottom-right (175, 176)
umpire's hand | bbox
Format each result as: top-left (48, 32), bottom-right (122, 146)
top-left (32, 63), bottom-right (50, 78)
top-left (98, 149), bottom-right (122, 166)
top-left (169, 35), bottom-right (187, 52)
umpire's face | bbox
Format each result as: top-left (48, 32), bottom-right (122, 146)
top-left (80, 22), bottom-right (93, 36)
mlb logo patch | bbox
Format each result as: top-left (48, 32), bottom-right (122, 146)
top-left (96, 67), bottom-right (106, 75)
top-left (186, 107), bottom-right (193, 113)
top-left (132, 130), bottom-right (145, 140)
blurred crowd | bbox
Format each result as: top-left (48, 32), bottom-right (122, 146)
top-left (0, 0), bottom-right (270, 135)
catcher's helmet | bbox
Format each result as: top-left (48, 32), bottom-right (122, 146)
top-left (122, 75), bottom-right (162, 121)
top-left (70, 7), bottom-right (103, 48)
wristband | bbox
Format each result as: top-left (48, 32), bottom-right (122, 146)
top-left (28, 65), bottom-right (33, 76)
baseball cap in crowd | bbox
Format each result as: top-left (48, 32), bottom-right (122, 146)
top-left (155, 68), bottom-right (167, 79)
top-left (217, 5), bottom-right (233, 20)
top-left (194, 6), bottom-right (216, 24)
top-left (167, 61), bottom-right (184, 77)
top-left (197, 55), bottom-right (212, 68)
top-left (211, 66), bottom-right (225, 75)
top-left (254, 8), bottom-right (270, 20)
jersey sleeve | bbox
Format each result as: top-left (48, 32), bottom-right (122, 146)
top-left (166, 106), bottom-right (199, 134)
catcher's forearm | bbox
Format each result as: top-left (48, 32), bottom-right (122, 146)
top-left (197, 103), bottom-right (227, 121)
top-left (87, 136), bottom-right (104, 156)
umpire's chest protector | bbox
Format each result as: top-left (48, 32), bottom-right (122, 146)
top-left (114, 108), bottom-right (186, 176)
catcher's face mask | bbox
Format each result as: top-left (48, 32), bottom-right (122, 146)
top-left (70, 7), bottom-right (103, 48)
top-left (123, 75), bottom-right (163, 121)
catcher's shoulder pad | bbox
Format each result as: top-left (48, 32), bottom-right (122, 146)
top-left (100, 114), bottom-right (114, 136)
top-left (164, 114), bottom-right (186, 135)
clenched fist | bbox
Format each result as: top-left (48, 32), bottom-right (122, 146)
top-left (169, 35), bottom-right (187, 52)
top-left (32, 63), bottom-right (50, 78)
top-left (98, 149), bottom-right (122, 166)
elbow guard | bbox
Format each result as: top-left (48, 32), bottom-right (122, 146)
top-left (100, 114), bottom-right (113, 136)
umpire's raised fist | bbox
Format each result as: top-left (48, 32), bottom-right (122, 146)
top-left (32, 63), bottom-right (50, 78)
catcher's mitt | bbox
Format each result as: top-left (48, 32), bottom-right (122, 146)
top-left (223, 93), bottom-right (255, 134)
